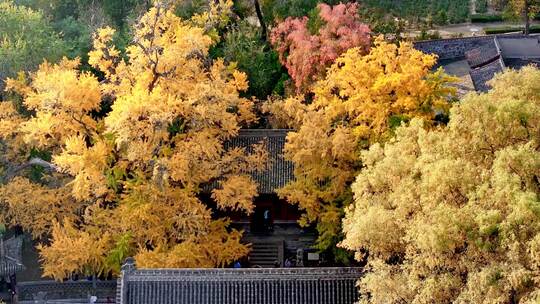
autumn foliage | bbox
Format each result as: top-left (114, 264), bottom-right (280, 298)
top-left (342, 67), bottom-right (540, 303)
top-left (270, 3), bottom-right (371, 92)
top-left (0, 2), bottom-right (265, 279)
top-left (266, 37), bottom-right (456, 259)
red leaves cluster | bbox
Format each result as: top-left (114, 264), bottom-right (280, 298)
top-left (270, 3), bottom-right (371, 93)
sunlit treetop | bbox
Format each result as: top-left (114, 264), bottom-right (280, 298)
top-left (265, 37), bottom-right (456, 259)
top-left (0, 1), bottom-right (265, 280)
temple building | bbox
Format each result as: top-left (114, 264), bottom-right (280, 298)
top-left (215, 129), bottom-right (316, 268)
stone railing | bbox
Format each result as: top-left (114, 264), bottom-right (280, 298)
top-left (117, 258), bottom-right (363, 304)
top-left (17, 280), bottom-right (116, 303)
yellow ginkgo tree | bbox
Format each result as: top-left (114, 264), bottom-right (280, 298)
top-left (265, 37), bottom-right (456, 261)
top-left (0, 1), bottom-right (265, 279)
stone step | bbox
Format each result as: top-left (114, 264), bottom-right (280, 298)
top-left (248, 241), bottom-right (284, 267)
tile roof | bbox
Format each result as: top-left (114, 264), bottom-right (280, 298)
top-left (503, 58), bottom-right (540, 69)
top-left (18, 280), bottom-right (117, 303)
top-left (465, 38), bottom-right (500, 68)
top-left (497, 37), bottom-right (540, 58)
top-left (469, 58), bottom-right (505, 92)
top-left (206, 129), bottom-right (294, 195)
top-left (117, 260), bottom-right (363, 304)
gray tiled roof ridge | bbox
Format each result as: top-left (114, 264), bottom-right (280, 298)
top-left (128, 267), bottom-right (362, 275)
top-left (127, 268), bottom-right (363, 282)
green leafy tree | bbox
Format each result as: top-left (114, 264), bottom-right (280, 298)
top-left (0, 1), bottom-right (67, 96)
top-left (222, 21), bottom-right (286, 99)
top-left (509, 0), bottom-right (540, 34)
top-left (342, 66), bottom-right (540, 303)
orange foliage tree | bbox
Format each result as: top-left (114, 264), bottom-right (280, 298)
top-left (0, 1), bottom-right (265, 279)
top-left (270, 2), bottom-right (371, 93)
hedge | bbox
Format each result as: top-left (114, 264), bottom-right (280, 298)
top-left (471, 13), bottom-right (503, 23)
top-left (484, 24), bottom-right (540, 34)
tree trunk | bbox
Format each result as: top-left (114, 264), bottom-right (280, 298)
top-left (253, 0), bottom-right (268, 41)
top-left (525, 1), bottom-right (531, 35)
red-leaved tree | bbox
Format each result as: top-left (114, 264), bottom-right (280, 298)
top-left (270, 3), bottom-right (371, 93)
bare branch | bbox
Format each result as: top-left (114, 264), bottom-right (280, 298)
top-left (2, 157), bottom-right (61, 183)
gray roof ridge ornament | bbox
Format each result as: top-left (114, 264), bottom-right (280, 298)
top-left (121, 257), bottom-right (136, 273)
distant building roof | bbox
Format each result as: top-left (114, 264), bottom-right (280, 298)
top-left (503, 58), bottom-right (540, 69)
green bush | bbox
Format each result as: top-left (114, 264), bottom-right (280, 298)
top-left (54, 16), bottom-right (92, 63)
top-left (13, 0), bottom-right (138, 67)
top-left (0, 2), bottom-right (67, 93)
top-left (416, 29), bottom-right (442, 41)
top-left (221, 21), bottom-right (286, 99)
top-left (358, 7), bottom-right (406, 39)
top-left (484, 24), bottom-right (540, 34)
top-left (306, 6), bottom-right (324, 35)
top-left (175, 0), bottom-right (207, 20)
top-left (484, 26), bottom-right (521, 34)
top-left (471, 13), bottom-right (504, 23)
top-left (433, 10), bottom-right (448, 25)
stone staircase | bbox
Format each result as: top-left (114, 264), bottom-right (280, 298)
top-left (248, 241), bottom-right (284, 268)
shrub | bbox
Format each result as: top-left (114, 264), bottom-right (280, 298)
top-left (471, 13), bottom-right (504, 22)
top-left (261, 0), bottom-right (323, 24)
top-left (0, 2), bottom-right (67, 93)
top-left (484, 24), bottom-right (540, 34)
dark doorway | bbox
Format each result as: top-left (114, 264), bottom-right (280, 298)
top-left (251, 203), bottom-right (273, 234)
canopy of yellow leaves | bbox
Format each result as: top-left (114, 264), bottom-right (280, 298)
top-left (0, 2), bottom-right (265, 279)
top-left (266, 37), bottom-right (456, 256)
top-left (342, 66), bottom-right (540, 303)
